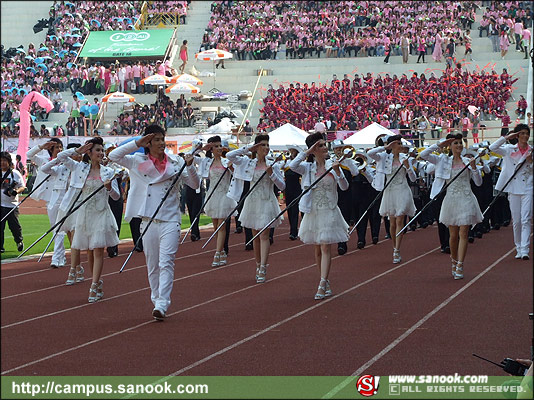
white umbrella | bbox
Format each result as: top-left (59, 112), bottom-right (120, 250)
top-left (140, 74), bottom-right (171, 86)
top-left (170, 73), bottom-right (203, 85)
top-left (195, 49), bottom-right (233, 88)
top-left (165, 82), bottom-right (200, 94)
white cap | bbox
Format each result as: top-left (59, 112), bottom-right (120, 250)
top-left (287, 144), bottom-right (301, 152)
top-left (332, 139), bottom-right (345, 149)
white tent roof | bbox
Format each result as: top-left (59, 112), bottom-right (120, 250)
top-left (268, 123), bottom-right (308, 150)
top-left (344, 122), bottom-right (395, 148)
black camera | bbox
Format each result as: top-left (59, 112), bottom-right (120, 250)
top-left (2, 180), bottom-right (17, 197)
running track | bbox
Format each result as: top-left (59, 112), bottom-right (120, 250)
top-left (1, 219), bottom-right (531, 378)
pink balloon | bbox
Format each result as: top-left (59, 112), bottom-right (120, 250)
top-left (18, 91), bottom-right (53, 165)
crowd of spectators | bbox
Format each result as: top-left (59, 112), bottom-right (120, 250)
top-left (203, 1), bottom-right (473, 61)
top-left (258, 66), bottom-right (518, 137)
top-left (145, 1), bottom-right (189, 24)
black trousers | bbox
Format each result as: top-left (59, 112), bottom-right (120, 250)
top-left (185, 186), bottom-right (203, 238)
top-left (285, 192), bottom-right (301, 237)
top-left (433, 196), bottom-right (450, 249)
top-left (351, 182), bottom-right (381, 244)
top-left (1, 206), bottom-right (23, 250)
top-left (129, 217), bottom-right (143, 250)
top-left (107, 196), bottom-right (123, 254)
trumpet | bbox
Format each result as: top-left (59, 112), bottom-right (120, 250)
top-left (268, 151), bottom-right (290, 162)
top-left (353, 151), bottom-right (368, 170)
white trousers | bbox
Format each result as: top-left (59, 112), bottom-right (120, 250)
top-left (47, 203), bottom-right (66, 266)
top-left (140, 219), bottom-right (180, 313)
top-left (509, 193), bottom-right (533, 255)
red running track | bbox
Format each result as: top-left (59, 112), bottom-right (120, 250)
top-left (1, 220), bottom-right (531, 377)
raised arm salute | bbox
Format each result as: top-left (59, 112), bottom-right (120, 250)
top-left (368, 135), bottom-right (416, 264)
top-left (289, 133), bottom-right (349, 300)
top-left (489, 124), bottom-right (532, 260)
top-left (109, 124), bottom-right (200, 321)
top-left (226, 135), bottom-right (285, 284)
top-left (420, 134), bottom-right (483, 279)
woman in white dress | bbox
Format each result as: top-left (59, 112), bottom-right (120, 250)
top-left (41, 143), bottom-right (86, 285)
top-left (57, 137), bottom-right (120, 302)
top-left (198, 136), bottom-right (236, 267)
top-left (420, 133), bottom-right (483, 279)
top-left (226, 135), bottom-right (285, 283)
top-left (368, 135), bottom-right (416, 264)
top-left (289, 133), bottom-right (349, 300)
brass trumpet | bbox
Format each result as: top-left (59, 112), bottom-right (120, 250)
top-left (353, 151), bottom-right (368, 170)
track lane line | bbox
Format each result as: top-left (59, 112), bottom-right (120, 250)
top-left (164, 246), bottom-right (439, 376)
top-left (1, 241), bottom-right (306, 329)
top-left (1, 239), bottom-right (399, 374)
top-left (321, 246), bottom-right (516, 399)
top-left (1, 231), bottom-right (290, 299)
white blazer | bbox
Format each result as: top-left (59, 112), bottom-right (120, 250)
top-left (40, 156), bottom-right (72, 210)
top-left (419, 144), bottom-right (482, 198)
top-left (109, 140), bottom-right (200, 222)
top-left (27, 145), bottom-right (54, 202)
top-left (225, 145), bottom-right (285, 202)
top-left (56, 149), bottom-right (120, 211)
top-left (489, 136), bottom-right (533, 195)
top-left (367, 147), bottom-right (416, 191)
top-left (194, 155), bottom-right (231, 179)
top-left (289, 151), bottom-right (348, 213)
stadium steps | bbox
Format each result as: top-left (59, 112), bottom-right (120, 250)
top-left (0, 1), bottom-right (52, 49)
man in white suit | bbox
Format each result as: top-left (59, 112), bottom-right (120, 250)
top-left (109, 125), bottom-right (200, 320)
top-left (489, 124), bottom-right (533, 260)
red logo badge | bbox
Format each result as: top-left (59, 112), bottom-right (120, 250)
top-left (356, 375), bottom-right (380, 397)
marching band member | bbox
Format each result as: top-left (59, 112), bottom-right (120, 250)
top-left (489, 124), bottom-right (533, 260)
top-left (196, 136), bottom-right (236, 267)
top-left (226, 135), bottom-right (286, 283)
top-left (289, 133), bottom-right (349, 300)
top-left (27, 138), bottom-right (67, 268)
top-left (423, 160), bottom-right (451, 253)
top-left (185, 139), bottom-right (204, 242)
top-left (102, 146), bottom-right (125, 258)
top-left (109, 125), bottom-right (200, 320)
top-left (351, 155), bottom-right (382, 247)
top-left (331, 140), bottom-right (360, 255)
top-left (41, 143), bottom-right (86, 285)
top-left (420, 133), bottom-right (483, 279)
top-left (57, 137), bottom-right (121, 301)
top-left (282, 146), bottom-right (303, 241)
top-left (368, 135), bottom-right (416, 264)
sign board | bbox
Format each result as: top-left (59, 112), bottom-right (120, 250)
top-left (79, 29), bottom-right (174, 59)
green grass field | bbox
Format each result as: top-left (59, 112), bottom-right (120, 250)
top-left (1, 214), bottom-right (212, 260)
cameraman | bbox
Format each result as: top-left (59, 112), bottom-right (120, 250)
top-left (1, 152), bottom-right (26, 253)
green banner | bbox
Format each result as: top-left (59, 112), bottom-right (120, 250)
top-left (79, 30), bottom-right (174, 59)
top-left (1, 376), bottom-right (532, 399)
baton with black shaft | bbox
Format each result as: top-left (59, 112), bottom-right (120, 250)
top-left (17, 171), bottom-right (121, 258)
top-left (37, 187), bottom-right (85, 263)
top-left (181, 166), bottom-right (229, 244)
top-left (202, 154), bottom-right (284, 250)
top-left (119, 160), bottom-right (190, 273)
top-left (396, 150), bottom-right (487, 237)
top-left (1, 175), bottom-right (51, 223)
top-left (348, 162), bottom-right (405, 236)
top-left (246, 151), bottom-right (352, 246)
top-left (482, 154), bottom-right (531, 217)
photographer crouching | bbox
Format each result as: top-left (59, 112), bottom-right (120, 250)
top-left (1, 152), bottom-right (26, 253)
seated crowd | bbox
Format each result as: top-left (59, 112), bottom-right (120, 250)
top-left (203, 0), bottom-right (480, 60)
top-left (258, 65), bottom-right (518, 135)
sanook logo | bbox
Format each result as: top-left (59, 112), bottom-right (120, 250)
top-left (356, 375), bottom-right (380, 397)
top-left (110, 32), bottom-right (150, 42)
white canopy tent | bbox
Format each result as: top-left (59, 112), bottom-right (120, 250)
top-left (344, 122), bottom-right (395, 148)
top-left (267, 123), bottom-right (309, 150)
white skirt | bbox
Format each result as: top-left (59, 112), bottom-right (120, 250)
top-left (239, 194), bottom-right (282, 231)
top-left (379, 171), bottom-right (416, 217)
top-left (299, 206), bottom-right (349, 245)
top-left (440, 191), bottom-right (483, 226)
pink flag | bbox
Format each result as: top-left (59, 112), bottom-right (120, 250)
top-left (18, 91), bottom-right (53, 165)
